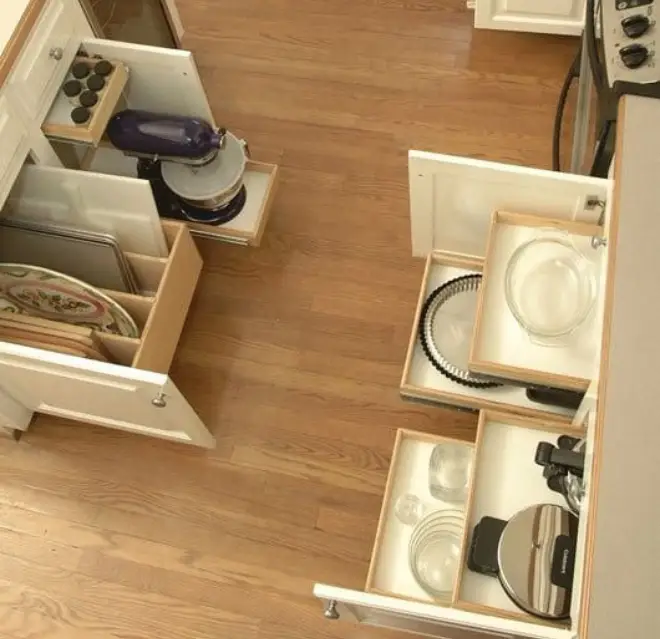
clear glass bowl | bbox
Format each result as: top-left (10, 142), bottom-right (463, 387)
top-left (408, 510), bottom-right (465, 599)
top-left (411, 533), bottom-right (462, 597)
top-left (429, 444), bottom-right (473, 503)
top-left (505, 233), bottom-right (596, 339)
top-left (395, 494), bottom-right (427, 526)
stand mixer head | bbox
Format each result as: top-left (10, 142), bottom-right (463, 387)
top-left (106, 109), bottom-right (226, 166)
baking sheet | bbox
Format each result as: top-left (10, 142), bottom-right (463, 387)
top-left (0, 219), bottom-right (137, 293)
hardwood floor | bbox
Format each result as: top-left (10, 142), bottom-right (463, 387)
top-left (0, 2), bottom-right (579, 638)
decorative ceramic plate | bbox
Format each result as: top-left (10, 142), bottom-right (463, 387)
top-left (0, 264), bottom-right (139, 337)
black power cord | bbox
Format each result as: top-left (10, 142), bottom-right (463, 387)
top-left (552, 49), bottom-right (582, 172)
top-left (585, 0), bottom-right (605, 97)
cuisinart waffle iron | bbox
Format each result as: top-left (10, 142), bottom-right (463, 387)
top-left (106, 109), bottom-right (248, 225)
top-left (468, 504), bottom-right (578, 621)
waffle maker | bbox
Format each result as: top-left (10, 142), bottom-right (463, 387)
top-left (106, 109), bottom-right (248, 225)
top-left (468, 504), bottom-right (578, 621)
top-left (535, 435), bottom-right (586, 516)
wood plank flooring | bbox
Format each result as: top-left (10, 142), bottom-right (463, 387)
top-left (0, 2), bottom-right (579, 638)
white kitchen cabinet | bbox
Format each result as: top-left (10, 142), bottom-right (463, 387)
top-left (0, 0), bottom-right (281, 444)
top-left (401, 150), bottom-right (610, 417)
top-left (0, 164), bottom-right (214, 447)
top-left (315, 141), bottom-right (618, 637)
top-left (471, 0), bottom-right (586, 36)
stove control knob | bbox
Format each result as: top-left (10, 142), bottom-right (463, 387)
top-left (622, 14), bottom-right (651, 39)
top-left (620, 43), bottom-right (650, 68)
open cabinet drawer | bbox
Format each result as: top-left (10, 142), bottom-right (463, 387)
top-left (401, 251), bottom-right (577, 420)
top-left (0, 163), bottom-right (214, 448)
top-left (402, 151), bottom-right (612, 417)
top-left (315, 405), bottom-right (596, 639)
top-left (42, 37), bottom-right (278, 247)
top-left (468, 212), bottom-right (607, 392)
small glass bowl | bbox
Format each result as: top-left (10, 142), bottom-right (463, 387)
top-left (429, 444), bottom-right (472, 503)
top-left (505, 233), bottom-right (596, 339)
top-left (395, 493), bottom-right (427, 526)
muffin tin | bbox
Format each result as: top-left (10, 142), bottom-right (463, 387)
top-left (42, 56), bottom-right (129, 144)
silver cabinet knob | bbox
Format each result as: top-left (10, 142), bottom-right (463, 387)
top-left (49, 47), bottom-right (64, 61)
top-left (152, 392), bottom-right (167, 408)
top-left (323, 601), bottom-right (339, 620)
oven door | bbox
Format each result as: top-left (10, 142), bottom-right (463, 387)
top-left (554, 0), bottom-right (616, 177)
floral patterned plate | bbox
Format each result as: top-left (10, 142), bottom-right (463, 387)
top-left (0, 263), bottom-right (139, 337)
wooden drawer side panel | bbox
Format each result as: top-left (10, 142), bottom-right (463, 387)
top-left (132, 222), bottom-right (202, 373)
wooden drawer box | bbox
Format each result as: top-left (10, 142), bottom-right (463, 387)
top-left (469, 212), bottom-right (606, 392)
top-left (400, 251), bottom-right (576, 421)
top-left (94, 220), bottom-right (201, 374)
top-left (363, 410), bottom-right (590, 634)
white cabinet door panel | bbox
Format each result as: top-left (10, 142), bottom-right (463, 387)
top-left (81, 38), bottom-right (215, 126)
top-left (0, 92), bottom-right (30, 212)
top-left (9, 164), bottom-right (168, 257)
top-left (0, 343), bottom-right (214, 447)
top-left (474, 0), bottom-right (586, 35)
top-left (314, 585), bottom-right (571, 639)
top-left (409, 150), bottom-right (609, 259)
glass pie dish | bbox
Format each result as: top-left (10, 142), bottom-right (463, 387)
top-left (504, 233), bottom-right (596, 339)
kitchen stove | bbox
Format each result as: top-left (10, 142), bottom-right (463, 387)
top-left (602, 0), bottom-right (660, 93)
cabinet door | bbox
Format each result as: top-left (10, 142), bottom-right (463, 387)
top-left (9, 163), bottom-right (168, 257)
top-left (409, 150), bottom-right (609, 259)
top-left (0, 343), bottom-right (214, 447)
top-left (314, 585), bottom-right (569, 639)
top-left (473, 0), bottom-right (586, 35)
top-left (0, 91), bottom-right (30, 209)
top-left (80, 38), bottom-right (215, 126)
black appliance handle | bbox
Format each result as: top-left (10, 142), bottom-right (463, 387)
top-left (612, 80), bottom-right (660, 100)
top-left (525, 387), bottom-right (584, 410)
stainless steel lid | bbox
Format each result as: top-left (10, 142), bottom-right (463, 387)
top-left (161, 131), bottom-right (246, 201)
top-left (498, 504), bottom-right (577, 620)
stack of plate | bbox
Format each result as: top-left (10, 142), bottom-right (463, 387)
top-left (0, 264), bottom-right (139, 337)
top-left (409, 509), bottom-right (465, 600)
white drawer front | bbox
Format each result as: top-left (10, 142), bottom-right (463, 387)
top-left (0, 345), bottom-right (214, 448)
top-left (10, 0), bottom-right (81, 122)
top-left (0, 94), bottom-right (29, 210)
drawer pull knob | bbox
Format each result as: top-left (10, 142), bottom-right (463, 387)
top-left (152, 392), bottom-right (167, 408)
top-left (591, 236), bottom-right (608, 249)
top-left (49, 47), bottom-right (64, 61)
top-left (324, 601), bottom-right (339, 620)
